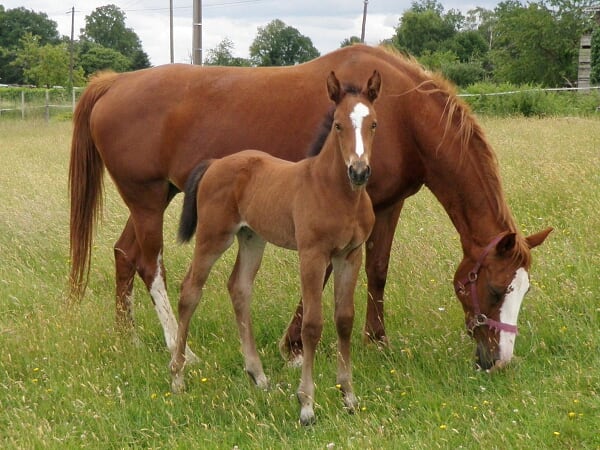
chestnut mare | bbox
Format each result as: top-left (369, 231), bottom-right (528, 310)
top-left (170, 71), bottom-right (380, 424)
top-left (69, 44), bottom-right (551, 371)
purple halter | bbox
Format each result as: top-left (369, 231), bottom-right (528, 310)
top-left (454, 234), bottom-right (519, 335)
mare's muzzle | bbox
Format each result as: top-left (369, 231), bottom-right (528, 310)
top-left (348, 161), bottom-right (371, 186)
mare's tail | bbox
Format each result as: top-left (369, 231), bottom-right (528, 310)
top-left (68, 71), bottom-right (119, 301)
top-left (178, 160), bottom-right (214, 243)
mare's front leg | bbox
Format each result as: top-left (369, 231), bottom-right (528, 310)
top-left (296, 250), bottom-right (328, 426)
top-left (363, 202), bottom-right (403, 345)
top-left (228, 229), bottom-right (268, 388)
top-left (331, 246), bottom-right (363, 413)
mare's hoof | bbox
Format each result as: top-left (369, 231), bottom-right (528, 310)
top-left (363, 331), bottom-right (390, 348)
top-left (185, 347), bottom-right (200, 365)
top-left (248, 371), bottom-right (269, 390)
top-left (343, 392), bottom-right (358, 414)
top-left (171, 375), bottom-right (186, 394)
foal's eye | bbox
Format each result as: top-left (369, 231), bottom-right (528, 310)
top-left (371, 121), bottom-right (378, 130)
top-left (334, 123), bottom-right (342, 131)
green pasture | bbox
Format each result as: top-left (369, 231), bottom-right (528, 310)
top-left (0, 118), bottom-right (598, 449)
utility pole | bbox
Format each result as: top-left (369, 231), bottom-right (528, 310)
top-left (361, 0), bottom-right (369, 43)
top-left (169, 0), bottom-right (174, 63)
top-left (69, 6), bottom-right (74, 87)
top-left (192, 0), bottom-right (202, 65)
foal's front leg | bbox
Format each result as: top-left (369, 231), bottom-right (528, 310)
top-left (331, 246), bottom-right (363, 413)
top-left (297, 250), bottom-right (328, 426)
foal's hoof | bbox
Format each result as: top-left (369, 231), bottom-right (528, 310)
top-left (171, 374), bottom-right (186, 394)
top-left (299, 406), bottom-right (316, 426)
top-left (343, 392), bottom-right (358, 414)
top-left (248, 371), bottom-right (269, 390)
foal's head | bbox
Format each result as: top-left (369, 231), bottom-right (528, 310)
top-left (327, 70), bottom-right (381, 188)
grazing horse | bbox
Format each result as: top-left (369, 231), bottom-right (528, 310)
top-left (170, 71), bottom-right (381, 425)
top-left (69, 44), bottom-right (551, 372)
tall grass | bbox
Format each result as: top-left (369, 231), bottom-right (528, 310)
top-left (0, 118), bottom-right (598, 449)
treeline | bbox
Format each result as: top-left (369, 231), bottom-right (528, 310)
top-left (1, 1), bottom-right (600, 90)
top-left (0, 4), bottom-right (150, 88)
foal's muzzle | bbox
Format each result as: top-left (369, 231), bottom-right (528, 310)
top-left (348, 161), bottom-right (371, 186)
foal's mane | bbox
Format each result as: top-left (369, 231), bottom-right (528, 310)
top-left (307, 84), bottom-right (362, 158)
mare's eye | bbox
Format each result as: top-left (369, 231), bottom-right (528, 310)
top-left (334, 123), bottom-right (342, 131)
top-left (371, 121), bottom-right (378, 130)
top-left (489, 286), bottom-right (506, 304)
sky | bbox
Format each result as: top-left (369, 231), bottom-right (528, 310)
top-left (2, 1), bottom-right (499, 66)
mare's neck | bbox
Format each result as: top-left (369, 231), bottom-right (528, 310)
top-left (423, 135), bottom-right (516, 256)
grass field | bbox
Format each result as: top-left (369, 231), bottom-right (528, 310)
top-left (0, 117), bottom-right (598, 449)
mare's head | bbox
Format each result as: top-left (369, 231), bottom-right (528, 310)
top-left (453, 229), bottom-right (552, 371)
top-left (326, 70), bottom-right (381, 188)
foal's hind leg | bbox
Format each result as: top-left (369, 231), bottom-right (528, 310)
top-left (170, 230), bottom-right (235, 393)
top-left (228, 228), bottom-right (268, 388)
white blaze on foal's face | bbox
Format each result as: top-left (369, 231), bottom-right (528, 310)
top-left (349, 102), bottom-right (370, 158)
top-left (498, 267), bottom-right (530, 361)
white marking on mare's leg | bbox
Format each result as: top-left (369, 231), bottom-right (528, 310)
top-left (498, 267), bottom-right (529, 362)
top-left (349, 102), bottom-right (369, 157)
top-left (149, 253), bottom-right (199, 364)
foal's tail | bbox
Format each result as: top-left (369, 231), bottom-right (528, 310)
top-left (68, 71), bottom-right (119, 301)
top-left (178, 160), bottom-right (214, 243)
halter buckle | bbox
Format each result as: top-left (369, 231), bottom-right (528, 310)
top-left (468, 271), bottom-right (478, 282)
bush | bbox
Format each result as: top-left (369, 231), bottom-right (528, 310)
top-left (461, 82), bottom-right (600, 116)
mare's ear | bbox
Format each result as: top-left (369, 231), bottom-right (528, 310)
top-left (327, 71), bottom-right (342, 104)
top-left (526, 227), bottom-right (553, 249)
top-left (495, 232), bottom-right (516, 256)
top-left (366, 70), bottom-right (382, 103)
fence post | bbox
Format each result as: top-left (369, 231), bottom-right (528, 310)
top-left (21, 91), bottom-right (25, 120)
top-left (72, 87), bottom-right (76, 112)
top-left (45, 89), bottom-right (50, 122)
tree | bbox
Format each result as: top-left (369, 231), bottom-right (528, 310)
top-left (12, 33), bottom-right (84, 87)
top-left (78, 42), bottom-right (132, 75)
top-left (205, 38), bottom-right (251, 66)
top-left (341, 36), bottom-right (362, 47)
top-left (249, 19), bottom-right (320, 66)
top-left (392, 0), bottom-right (458, 56)
top-left (80, 5), bottom-right (150, 70)
top-left (591, 26), bottom-right (600, 84)
top-left (0, 6), bottom-right (61, 84)
top-left (490, 0), bottom-right (589, 86)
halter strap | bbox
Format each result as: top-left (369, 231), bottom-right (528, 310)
top-left (455, 234), bottom-right (518, 335)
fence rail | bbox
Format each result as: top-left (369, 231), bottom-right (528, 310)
top-left (0, 87), bottom-right (84, 121)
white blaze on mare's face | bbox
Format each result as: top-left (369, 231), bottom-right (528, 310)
top-left (498, 267), bottom-right (529, 361)
top-left (349, 102), bottom-right (370, 157)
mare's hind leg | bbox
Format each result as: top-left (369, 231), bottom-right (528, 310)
top-left (114, 217), bottom-right (138, 330)
top-left (170, 229), bottom-right (235, 393)
top-left (331, 246), bottom-right (363, 413)
top-left (363, 202), bottom-right (403, 345)
top-left (125, 187), bottom-right (198, 363)
top-left (228, 228), bottom-right (268, 388)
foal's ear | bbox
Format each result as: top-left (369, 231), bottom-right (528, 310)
top-left (366, 70), bottom-right (382, 103)
top-left (327, 71), bottom-right (342, 104)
